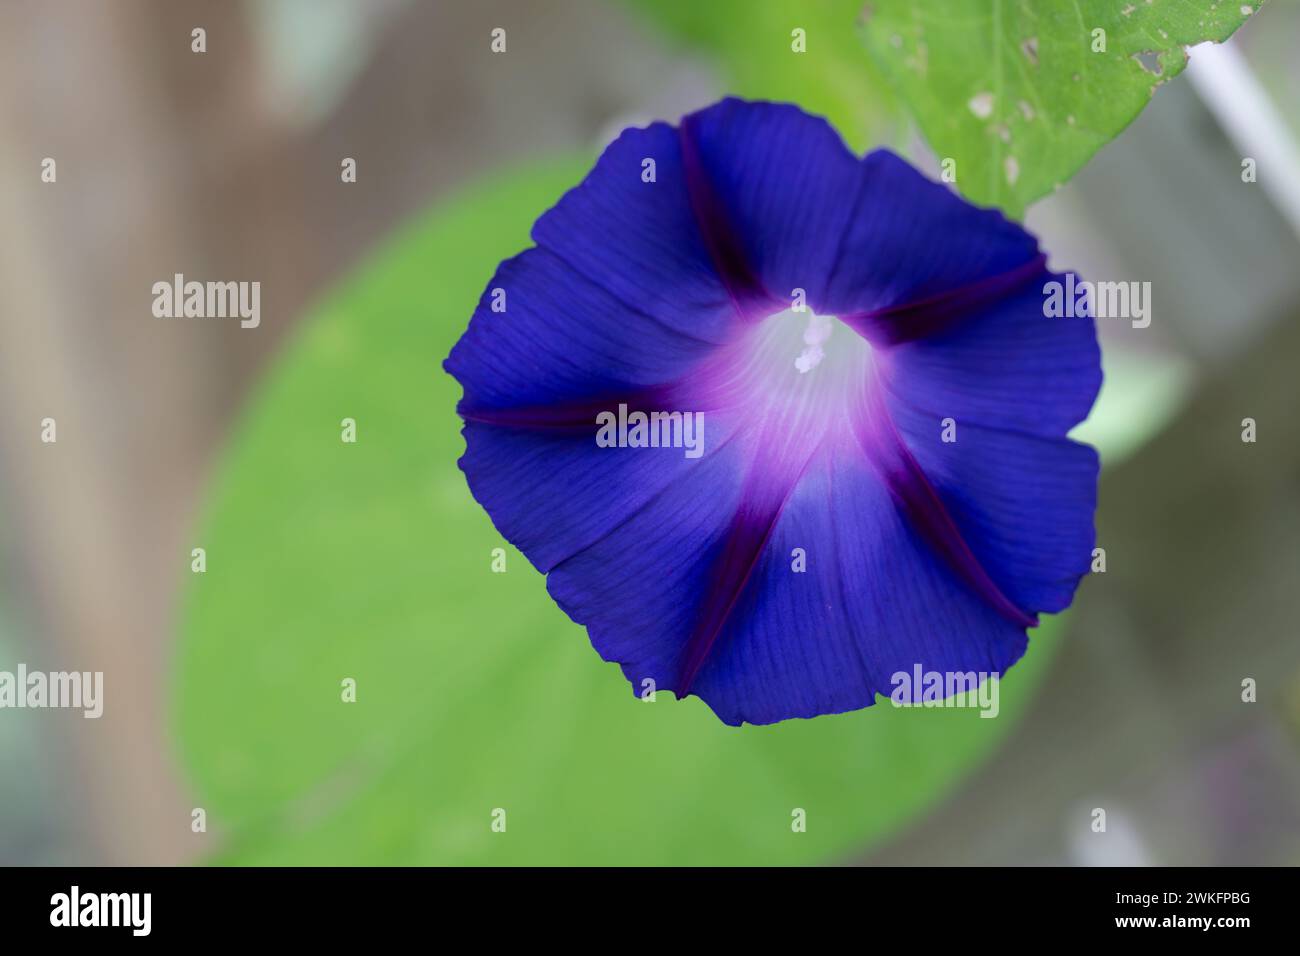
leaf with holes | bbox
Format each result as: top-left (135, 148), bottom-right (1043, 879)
top-left (858, 0), bottom-right (1259, 215)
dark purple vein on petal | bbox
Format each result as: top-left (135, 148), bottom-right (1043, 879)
top-left (678, 115), bottom-right (782, 323)
top-left (458, 387), bottom-right (674, 433)
top-left (675, 423), bottom-right (825, 696)
top-left (852, 377), bottom-right (1038, 630)
top-left (675, 465), bottom-right (802, 697)
top-left (839, 253), bottom-right (1048, 348)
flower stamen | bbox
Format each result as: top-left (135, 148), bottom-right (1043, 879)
top-left (794, 313), bottom-right (833, 373)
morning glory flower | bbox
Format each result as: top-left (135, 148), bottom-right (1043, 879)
top-left (446, 98), bottom-right (1101, 726)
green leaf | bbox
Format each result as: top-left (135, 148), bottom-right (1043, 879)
top-left (176, 160), bottom-right (1066, 865)
top-left (859, 0), bottom-right (1259, 215)
top-left (626, 0), bottom-right (905, 150)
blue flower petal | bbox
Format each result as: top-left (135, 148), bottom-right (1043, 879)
top-left (822, 150), bottom-right (1043, 323)
top-left (454, 415), bottom-right (740, 574)
top-left (876, 271), bottom-right (1103, 437)
top-left (531, 120), bottom-right (744, 341)
top-left (887, 401), bottom-right (1100, 616)
top-left (677, 98), bottom-right (867, 312)
top-left (543, 426), bottom-right (752, 697)
top-left (446, 247), bottom-right (743, 572)
top-left (446, 247), bottom-right (715, 413)
top-left (691, 439), bottom-right (1030, 726)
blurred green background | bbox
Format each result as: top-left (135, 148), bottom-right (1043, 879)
top-left (2, 0), bottom-right (1298, 865)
